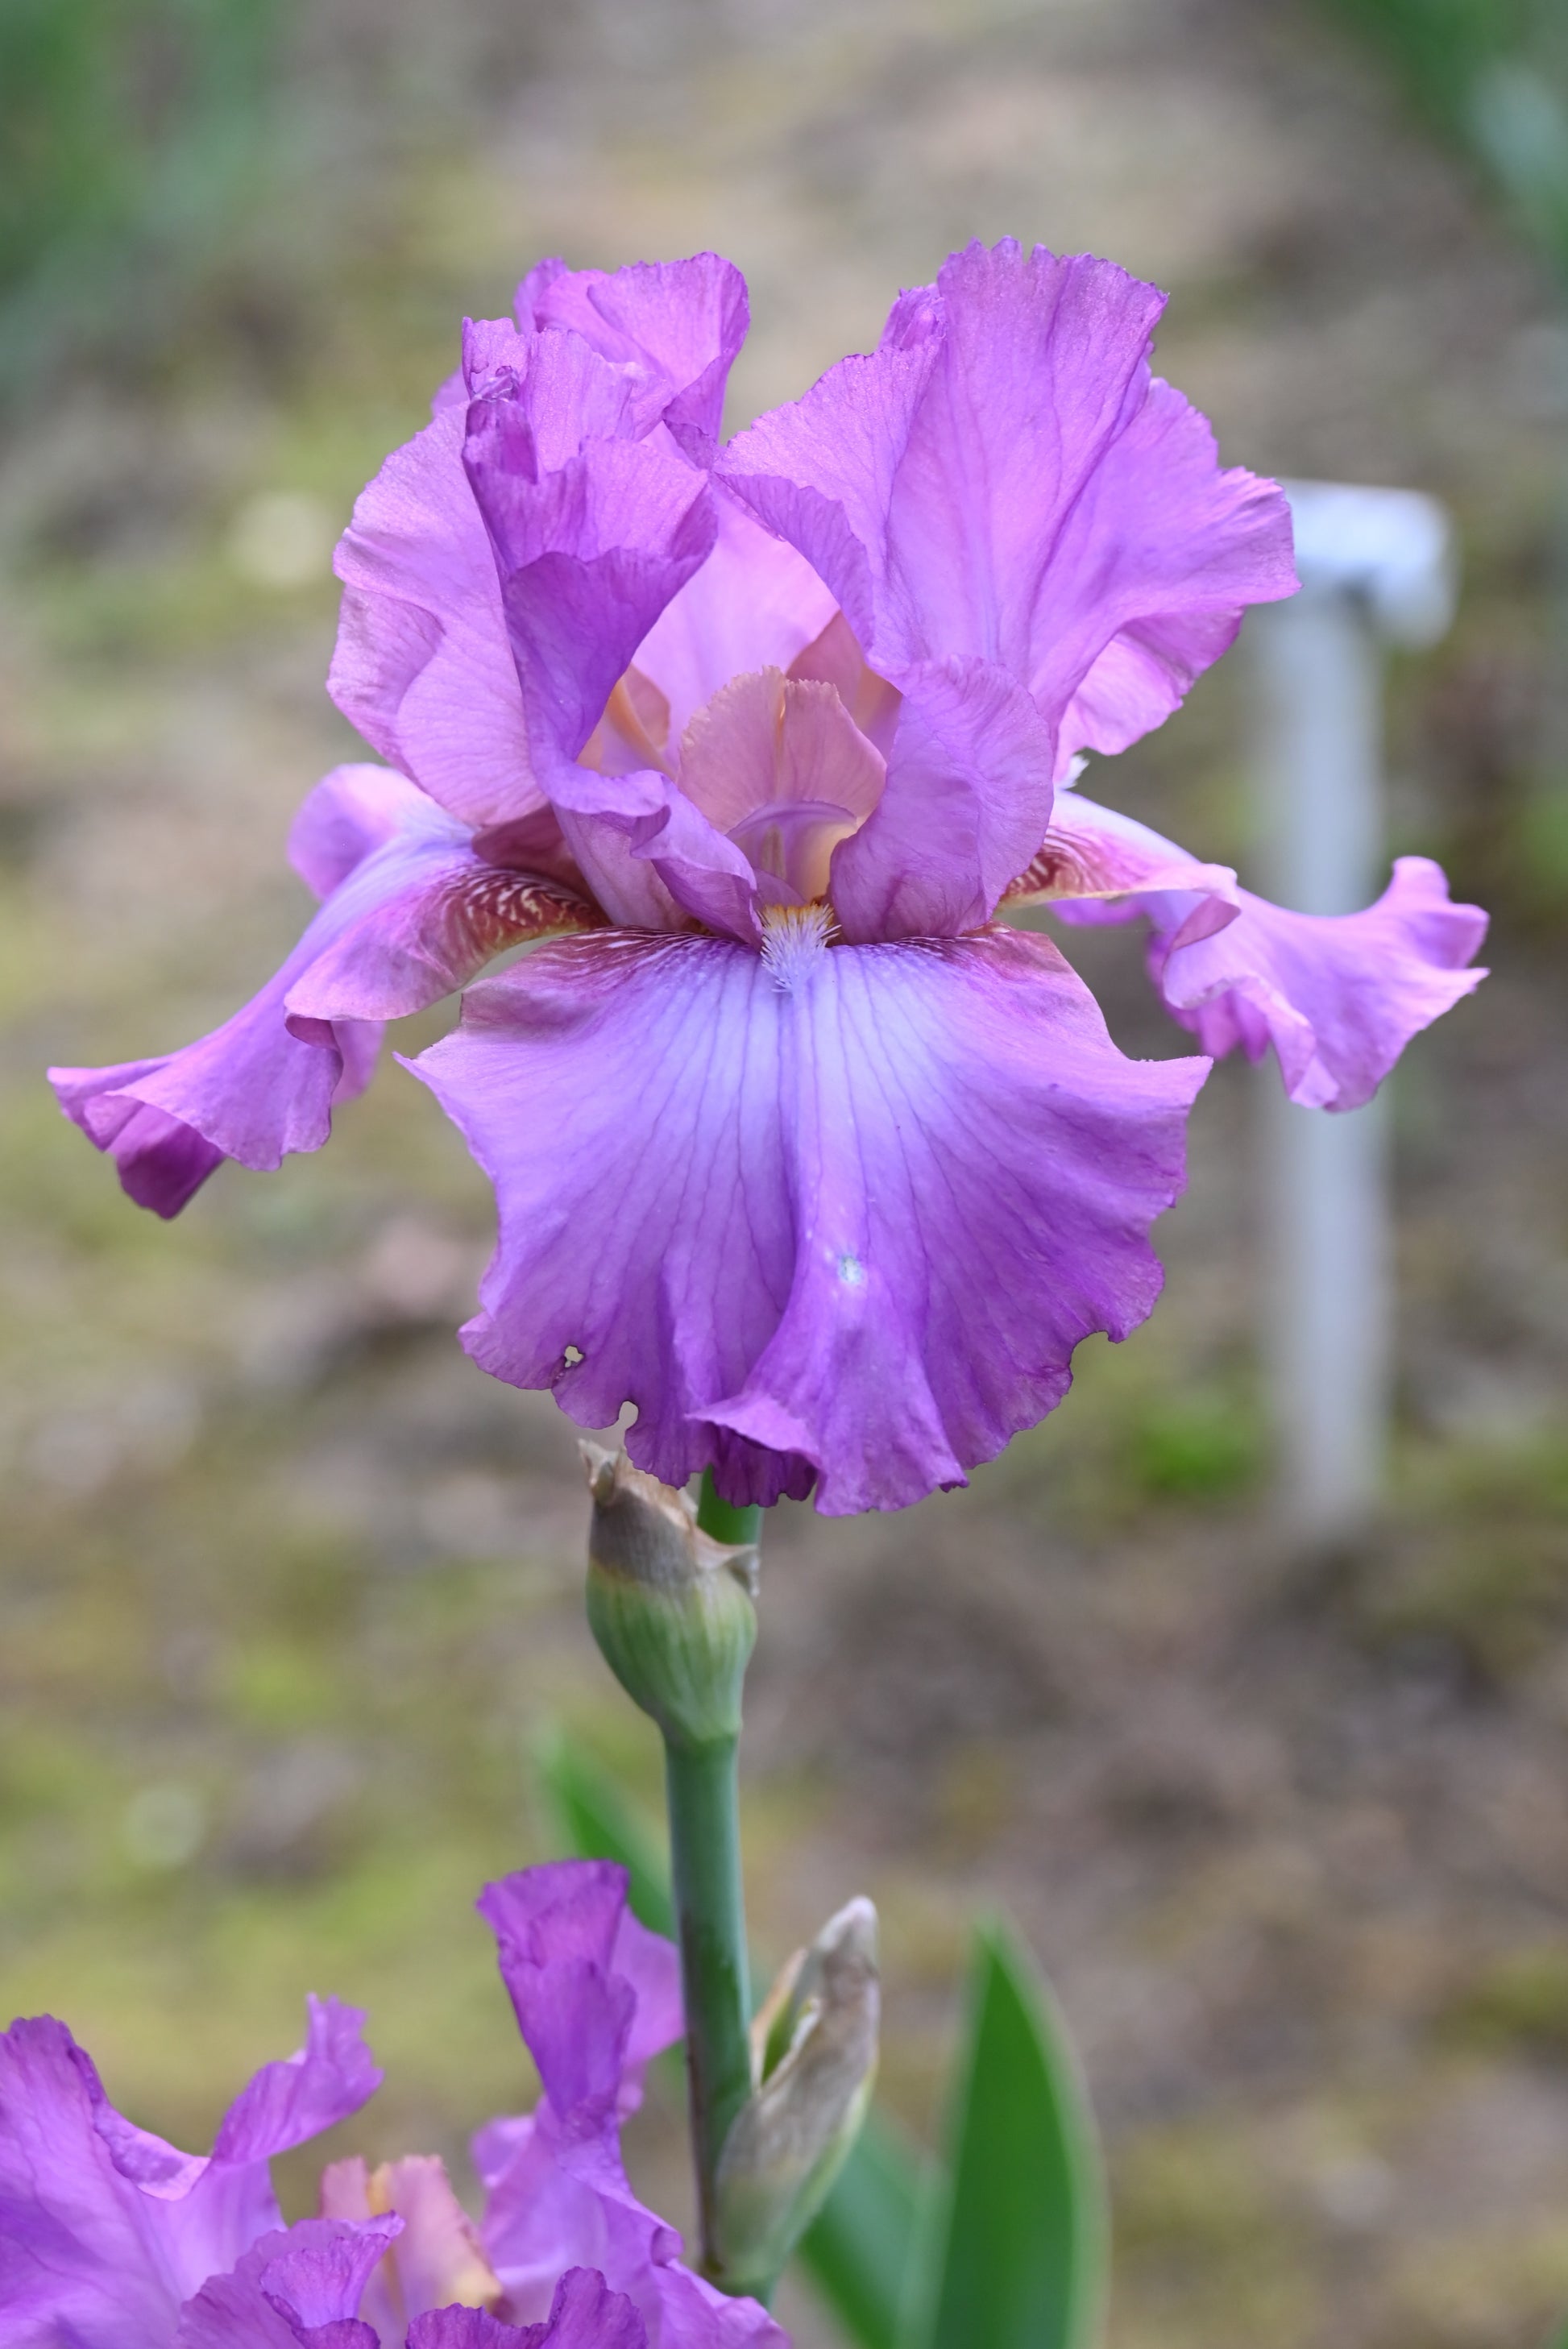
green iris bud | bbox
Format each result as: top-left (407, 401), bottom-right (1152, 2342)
top-left (581, 1445), bottom-right (759, 1752)
top-left (711, 1896), bottom-right (881, 2298)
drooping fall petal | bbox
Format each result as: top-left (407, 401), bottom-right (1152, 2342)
top-left (1027, 789), bottom-right (1488, 1108)
top-left (46, 769), bottom-right (542, 1215)
top-left (409, 925), bottom-right (1207, 1514)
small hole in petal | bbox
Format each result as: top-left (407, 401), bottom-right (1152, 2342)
top-left (837, 1254), bottom-right (866, 1288)
top-left (563, 1343), bottom-right (585, 1367)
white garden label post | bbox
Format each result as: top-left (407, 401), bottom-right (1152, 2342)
top-left (1251, 480), bottom-right (1457, 1543)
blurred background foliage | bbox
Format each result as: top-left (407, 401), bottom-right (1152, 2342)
top-left (1321, 0), bottom-right (1568, 284)
top-left (0, 0), bottom-right (286, 402)
top-left (3, 2), bottom-right (1568, 2347)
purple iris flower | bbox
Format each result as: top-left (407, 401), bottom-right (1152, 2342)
top-left (0, 1861), bottom-right (781, 2349)
top-left (49, 240), bottom-right (1487, 1513)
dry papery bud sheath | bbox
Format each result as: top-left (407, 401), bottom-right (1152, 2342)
top-left (581, 1445), bottom-right (759, 1751)
top-left (712, 1897), bottom-right (881, 2298)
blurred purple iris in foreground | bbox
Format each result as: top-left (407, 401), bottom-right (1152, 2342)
top-left (0, 1861), bottom-right (778, 2349)
top-left (50, 241), bottom-right (1487, 1513)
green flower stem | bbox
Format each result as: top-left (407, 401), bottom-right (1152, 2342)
top-left (696, 1471), bottom-right (761, 1550)
top-left (670, 1469), bottom-right (761, 2285)
top-left (665, 1733), bottom-right (754, 2281)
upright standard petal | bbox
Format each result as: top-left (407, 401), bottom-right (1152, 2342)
top-left (723, 239), bottom-right (1294, 705)
top-left (1018, 791), bottom-right (1488, 1109)
top-left (409, 926), bottom-right (1208, 1514)
top-left (330, 405), bottom-right (541, 830)
top-left (335, 255), bottom-right (748, 824)
top-left (633, 496), bottom-right (840, 743)
top-left (720, 239), bottom-right (1294, 925)
top-left (46, 769), bottom-right (552, 1216)
top-left (462, 342), bottom-right (716, 779)
top-left (476, 1861), bottom-right (682, 2108)
top-left (0, 2003), bottom-right (380, 2349)
top-left (519, 253), bottom-right (749, 463)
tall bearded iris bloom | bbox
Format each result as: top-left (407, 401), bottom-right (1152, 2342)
top-left (48, 242), bottom-right (1487, 1513)
top-left (0, 1861), bottom-right (779, 2349)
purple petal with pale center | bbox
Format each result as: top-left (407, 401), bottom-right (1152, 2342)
top-left (409, 927), bottom-right (1207, 1514)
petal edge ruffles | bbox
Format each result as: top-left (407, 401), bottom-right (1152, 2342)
top-left (408, 927), bottom-right (1207, 1514)
top-left (720, 239), bottom-right (1294, 931)
top-left (0, 2001), bottom-right (380, 2349)
top-left (48, 767), bottom-right (591, 1217)
top-left (472, 1862), bottom-right (781, 2349)
top-left (1022, 790), bottom-right (1488, 1110)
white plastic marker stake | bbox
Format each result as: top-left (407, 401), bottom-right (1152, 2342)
top-left (1249, 481), bottom-right (1457, 1544)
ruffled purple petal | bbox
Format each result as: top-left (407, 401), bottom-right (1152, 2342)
top-left (320, 2156), bottom-right (500, 2331)
top-left (330, 405), bottom-right (542, 830)
top-left (175, 2219), bottom-right (396, 2349)
top-left (720, 239), bottom-right (1294, 923)
top-left (48, 772), bottom-right (476, 1213)
top-left (475, 1862), bottom-right (681, 2113)
top-left (213, 1997), bottom-right (382, 2165)
top-left (409, 2268), bottom-right (646, 2349)
top-left (828, 658), bottom-right (1055, 940)
top-left (1031, 790), bottom-right (1487, 1108)
top-left (520, 253), bottom-right (749, 463)
top-left (543, 762), bottom-right (759, 943)
top-left (349, 272), bottom-right (734, 809)
top-left (0, 2005), bottom-right (381, 2349)
top-left (461, 335), bottom-right (716, 782)
top-left (472, 1865), bottom-right (778, 2349)
top-left (1155, 856), bottom-right (1487, 1109)
top-left (409, 927), bottom-right (1207, 1514)
top-left (477, 1864), bottom-right (639, 2119)
top-left (0, 2018), bottom-right (187, 2349)
top-left (725, 239), bottom-right (1294, 698)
